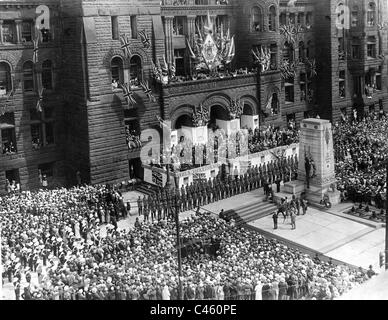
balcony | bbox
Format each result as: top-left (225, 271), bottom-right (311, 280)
top-left (162, 72), bottom-right (257, 97)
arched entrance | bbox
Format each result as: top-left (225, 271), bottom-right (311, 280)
top-left (174, 114), bottom-right (194, 130)
top-left (209, 105), bottom-right (229, 129)
top-left (243, 104), bottom-right (254, 116)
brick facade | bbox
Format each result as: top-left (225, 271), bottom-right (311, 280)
top-left (1, 0), bottom-right (388, 192)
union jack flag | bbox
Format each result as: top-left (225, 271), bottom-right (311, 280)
top-left (119, 82), bottom-right (136, 108)
top-left (140, 81), bottom-right (156, 102)
top-left (138, 30), bottom-right (150, 49)
top-left (36, 87), bottom-right (44, 113)
top-left (32, 32), bottom-right (41, 64)
top-left (120, 34), bottom-right (132, 59)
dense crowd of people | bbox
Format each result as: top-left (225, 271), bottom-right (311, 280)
top-left (1, 181), bottom-right (371, 300)
top-left (334, 112), bottom-right (387, 210)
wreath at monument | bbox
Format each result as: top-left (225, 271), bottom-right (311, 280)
top-left (305, 152), bottom-right (317, 179)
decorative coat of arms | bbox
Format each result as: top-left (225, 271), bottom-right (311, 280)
top-left (192, 104), bottom-right (210, 127)
top-left (228, 98), bottom-right (243, 120)
top-left (186, 12), bottom-right (235, 72)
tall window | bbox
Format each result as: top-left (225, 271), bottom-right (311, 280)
top-left (22, 21), bottom-right (33, 42)
top-left (23, 61), bottom-right (34, 92)
top-left (297, 13), bottom-right (304, 26)
top-left (376, 66), bottom-right (382, 90)
top-left (30, 106), bottom-right (55, 150)
top-left (0, 62), bottom-right (12, 95)
top-left (268, 6), bottom-right (277, 31)
top-left (174, 49), bottom-right (185, 76)
top-left (129, 55), bottom-right (142, 88)
top-left (351, 6), bottom-right (359, 27)
top-left (270, 44), bottom-right (277, 70)
top-left (367, 2), bottom-right (376, 27)
top-left (173, 16), bottom-right (185, 35)
top-left (279, 13), bottom-right (286, 26)
top-left (339, 70), bottom-right (346, 98)
top-left (300, 72), bottom-right (306, 101)
top-left (283, 42), bottom-right (294, 61)
top-left (216, 15), bottom-right (228, 34)
top-left (367, 36), bottom-right (376, 58)
top-left (285, 77), bottom-right (295, 103)
top-left (0, 113), bottom-right (17, 155)
top-left (42, 60), bottom-right (53, 90)
top-left (111, 57), bottom-right (124, 85)
top-left (353, 75), bottom-right (362, 97)
top-left (289, 13), bottom-right (296, 25)
top-left (306, 12), bottom-right (312, 29)
top-left (130, 16), bottom-right (137, 39)
top-left (299, 41), bottom-right (305, 62)
top-left (352, 38), bottom-right (361, 59)
top-left (252, 7), bottom-right (262, 31)
top-left (2, 21), bottom-right (16, 43)
top-left (111, 16), bottom-right (119, 40)
top-left (271, 93), bottom-right (279, 115)
top-left (306, 40), bottom-right (313, 59)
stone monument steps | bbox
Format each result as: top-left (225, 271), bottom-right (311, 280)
top-left (226, 201), bottom-right (278, 226)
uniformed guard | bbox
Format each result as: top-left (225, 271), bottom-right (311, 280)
top-left (137, 196), bottom-right (143, 217)
top-left (181, 189), bottom-right (187, 212)
top-left (150, 197), bottom-right (156, 222)
top-left (143, 204), bottom-right (149, 222)
top-left (187, 192), bottom-right (193, 210)
top-left (162, 196), bottom-right (168, 220)
top-left (143, 195), bottom-right (148, 217)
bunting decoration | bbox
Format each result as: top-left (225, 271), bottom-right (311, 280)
top-left (36, 87), bottom-right (44, 113)
top-left (119, 82), bottom-right (137, 107)
top-left (138, 30), bottom-right (150, 49)
top-left (252, 46), bottom-right (271, 73)
top-left (228, 97), bottom-right (243, 120)
top-left (280, 59), bottom-right (297, 79)
top-left (120, 34), bottom-right (132, 59)
top-left (156, 115), bottom-right (170, 130)
top-left (305, 58), bottom-right (317, 78)
top-left (140, 80), bottom-right (156, 102)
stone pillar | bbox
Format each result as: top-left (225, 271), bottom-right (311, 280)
top-left (15, 19), bottom-right (22, 44)
top-left (298, 119), bottom-right (340, 204)
top-left (164, 16), bottom-right (174, 64)
top-left (0, 20), bottom-right (3, 44)
top-left (187, 16), bottom-right (196, 39)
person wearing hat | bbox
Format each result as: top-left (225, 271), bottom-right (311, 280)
top-left (272, 211), bottom-right (278, 230)
top-left (137, 196), bottom-right (143, 217)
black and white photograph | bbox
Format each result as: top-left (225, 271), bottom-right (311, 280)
top-left (1, 0), bottom-right (388, 308)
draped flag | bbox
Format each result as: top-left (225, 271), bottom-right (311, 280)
top-left (32, 32), bottom-right (41, 64)
top-left (119, 82), bottom-right (136, 107)
top-left (138, 30), bottom-right (150, 49)
top-left (140, 81), bottom-right (156, 102)
top-left (152, 169), bottom-right (163, 187)
top-left (265, 95), bottom-right (273, 115)
top-left (120, 34), bottom-right (132, 59)
top-left (36, 87), bottom-right (44, 113)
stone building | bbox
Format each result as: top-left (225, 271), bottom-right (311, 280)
top-left (0, 0), bottom-right (387, 192)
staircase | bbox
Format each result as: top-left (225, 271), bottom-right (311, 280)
top-left (224, 199), bottom-right (278, 226)
top-left (135, 182), bottom-right (162, 196)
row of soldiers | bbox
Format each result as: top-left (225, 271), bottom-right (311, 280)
top-left (137, 155), bottom-right (299, 222)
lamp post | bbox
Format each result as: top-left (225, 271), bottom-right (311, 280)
top-left (174, 194), bottom-right (183, 300)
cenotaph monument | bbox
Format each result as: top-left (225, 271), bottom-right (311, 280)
top-left (284, 118), bottom-right (341, 205)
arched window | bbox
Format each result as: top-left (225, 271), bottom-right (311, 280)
top-left (351, 6), bottom-right (359, 27)
top-left (268, 6), bottom-right (277, 31)
top-left (111, 57), bottom-right (124, 87)
top-left (367, 2), bottom-right (376, 26)
top-left (299, 41), bottom-right (305, 62)
top-left (23, 61), bottom-right (34, 92)
top-left (130, 55), bottom-right (142, 88)
top-left (283, 42), bottom-right (294, 61)
top-left (271, 92), bottom-right (279, 115)
top-left (0, 62), bottom-right (12, 95)
top-left (42, 60), bottom-right (53, 90)
top-left (252, 6), bottom-right (262, 31)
